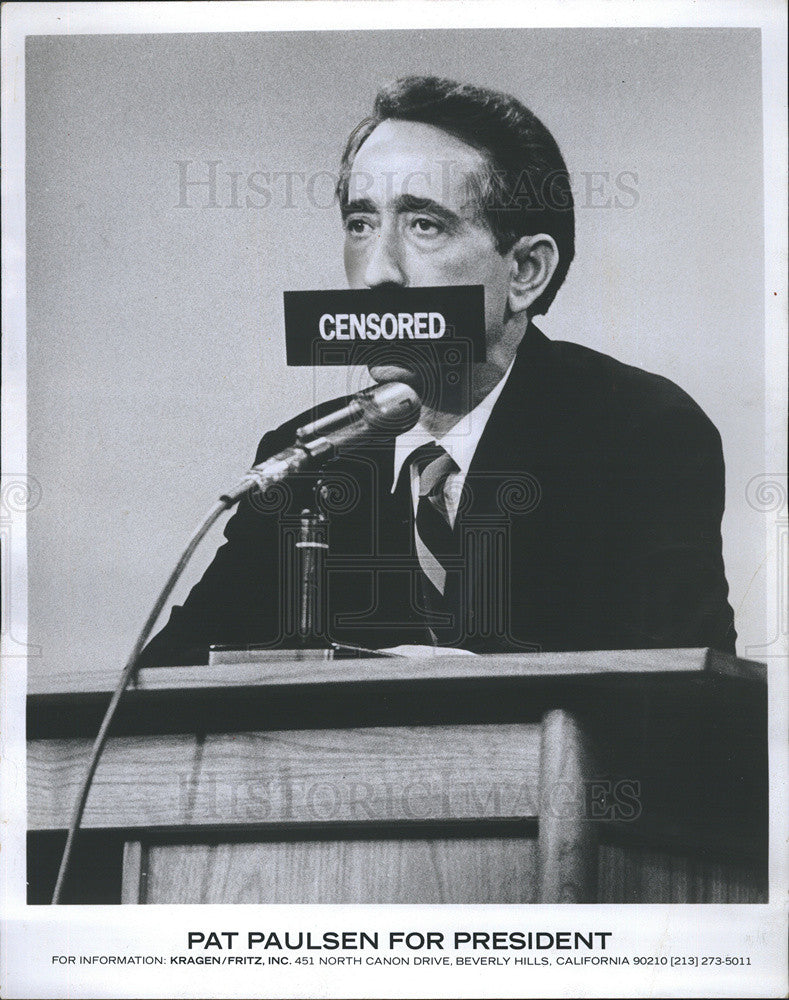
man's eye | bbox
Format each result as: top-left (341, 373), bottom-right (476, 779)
top-left (344, 217), bottom-right (372, 235)
top-left (411, 216), bottom-right (443, 235)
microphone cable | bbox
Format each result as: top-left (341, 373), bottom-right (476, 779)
top-left (51, 499), bottom-right (229, 904)
top-left (51, 382), bottom-right (420, 903)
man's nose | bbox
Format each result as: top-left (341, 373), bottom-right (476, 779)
top-left (363, 227), bottom-right (407, 287)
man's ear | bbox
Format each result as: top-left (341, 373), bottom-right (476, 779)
top-left (508, 234), bottom-right (560, 314)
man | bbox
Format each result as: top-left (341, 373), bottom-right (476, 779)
top-left (140, 76), bottom-right (736, 665)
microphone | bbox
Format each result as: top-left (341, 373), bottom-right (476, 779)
top-left (219, 382), bottom-right (421, 506)
top-left (296, 380), bottom-right (422, 444)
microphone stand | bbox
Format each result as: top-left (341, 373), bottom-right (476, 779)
top-left (293, 480), bottom-right (392, 659)
top-left (296, 492), bottom-right (329, 647)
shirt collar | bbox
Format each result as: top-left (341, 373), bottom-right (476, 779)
top-left (391, 355), bottom-right (517, 491)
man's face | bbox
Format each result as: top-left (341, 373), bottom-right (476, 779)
top-left (342, 119), bottom-right (514, 389)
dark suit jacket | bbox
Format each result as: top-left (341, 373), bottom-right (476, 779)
top-left (140, 326), bottom-right (736, 665)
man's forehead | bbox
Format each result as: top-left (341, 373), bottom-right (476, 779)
top-left (347, 119), bottom-right (487, 207)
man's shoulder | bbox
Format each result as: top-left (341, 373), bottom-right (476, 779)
top-left (539, 333), bottom-right (720, 442)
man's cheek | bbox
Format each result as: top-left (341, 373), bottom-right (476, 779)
top-left (427, 246), bottom-right (498, 286)
top-left (343, 245), bottom-right (367, 286)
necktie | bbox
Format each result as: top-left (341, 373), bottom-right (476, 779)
top-left (411, 443), bottom-right (459, 596)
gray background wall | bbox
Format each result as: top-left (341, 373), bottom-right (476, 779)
top-left (25, 28), bottom-right (765, 688)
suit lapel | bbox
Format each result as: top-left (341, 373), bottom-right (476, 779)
top-left (464, 324), bottom-right (555, 514)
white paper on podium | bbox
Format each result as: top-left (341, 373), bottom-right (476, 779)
top-left (378, 645), bottom-right (476, 658)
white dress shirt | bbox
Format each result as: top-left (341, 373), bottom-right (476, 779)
top-left (391, 357), bottom-right (517, 527)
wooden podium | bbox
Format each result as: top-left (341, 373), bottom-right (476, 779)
top-left (27, 649), bottom-right (767, 904)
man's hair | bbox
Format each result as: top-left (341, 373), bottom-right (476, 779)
top-left (336, 76), bottom-right (575, 315)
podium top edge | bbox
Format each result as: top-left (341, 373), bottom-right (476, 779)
top-left (28, 647), bottom-right (766, 699)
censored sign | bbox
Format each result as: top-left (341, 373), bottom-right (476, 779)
top-left (283, 285), bottom-right (486, 366)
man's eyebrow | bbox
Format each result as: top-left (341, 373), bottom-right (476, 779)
top-left (341, 194), bottom-right (464, 224)
top-left (395, 194), bottom-right (461, 222)
top-left (341, 198), bottom-right (378, 217)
